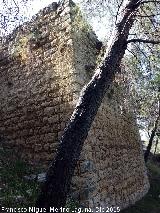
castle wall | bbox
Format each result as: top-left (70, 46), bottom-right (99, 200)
top-left (74, 105), bottom-right (149, 209)
top-left (67, 2), bottom-right (149, 208)
top-left (0, 1), bottom-right (76, 165)
top-left (0, 0), bottom-right (149, 210)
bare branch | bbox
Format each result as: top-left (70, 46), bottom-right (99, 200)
top-left (140, 7), bottom-right (159, 32)
top-left (141, 1), bottom-right (160, 4)
top-left (127, 38), bottom-right (160, 44)
top-left (137, 13), bottom-right (160, 17)
top-left (13, 0), bottom-right (20, 16)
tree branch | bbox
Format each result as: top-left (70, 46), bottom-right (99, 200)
top-left (127, 38), bottom-right (160, 44)
top-left (137, 13), bottom-right (160, 17)
top-left (141, 1), bottom-right (160, 4)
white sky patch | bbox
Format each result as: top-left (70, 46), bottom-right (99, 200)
top-left (89, 16), bottom-right (112, 41)
top-left (28, 0), bottom-right (58, 16)
top-left (0, 0), bottom-right (112, 40)
top-left (139, 130), bottom-right (149, 142)
top-left (75, 0), bottom-right (114, 41)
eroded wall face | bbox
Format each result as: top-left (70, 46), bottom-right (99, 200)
top-left (0, 0), bottom-right (149, 210)
top-left (0, 1), bottom-right (75, 165)
top-left (71, 85), bottom-right (149, 209)
top-left (68, 2), bottom-right (149, 209)
top-left (71, 102), bottom-right (150, 208)
top-left (73, 104), bottom-right (149, 209)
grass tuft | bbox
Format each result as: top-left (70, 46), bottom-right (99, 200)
top-left (0, 147), bottom-right (40, 208)
top-left (121, 159), bottom-right (160, 213)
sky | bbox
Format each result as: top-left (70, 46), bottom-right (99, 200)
top-left (0, 0), bottom-right (58, 36)
top-left (0, 0), bottom-right (112, 40)
top-left (26, 0), bottom-right (58, 16)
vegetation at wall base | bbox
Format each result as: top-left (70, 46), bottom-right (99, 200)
top-left (121, 158), bottom-right (160, 213)
top-left (0, 146), bottom-right (40, 208)
top-left (0, 145), bottom-right (160, 212)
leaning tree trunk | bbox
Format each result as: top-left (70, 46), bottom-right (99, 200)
top-left (36, 0), bottom-right (141, 211)
top-left (144, 117), bottom-right (159, 162)
top-left (144, 95), bottom-right (160, 162)
top-left (154, 138), bottom-right (159, 156)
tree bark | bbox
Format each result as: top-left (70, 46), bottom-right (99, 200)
top-left (144, 117), bottom-right (159, 162)
top-left (36, 0), bottom-right (141, 211)
top-left (144, 114), bottom-right (160, 163)
top-left (144, 95), bottom-right (160, 162)
top-left (154, 137), bottom-right (159, 155)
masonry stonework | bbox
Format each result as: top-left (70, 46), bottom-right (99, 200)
top-left (0, 0), bottom-right (149, 210)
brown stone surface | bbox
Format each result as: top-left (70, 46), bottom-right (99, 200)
top-left (0, 0), bottom-right (149, 210)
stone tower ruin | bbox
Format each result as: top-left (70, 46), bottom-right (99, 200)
top-left (0, 0), bottom-right (149, 210)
